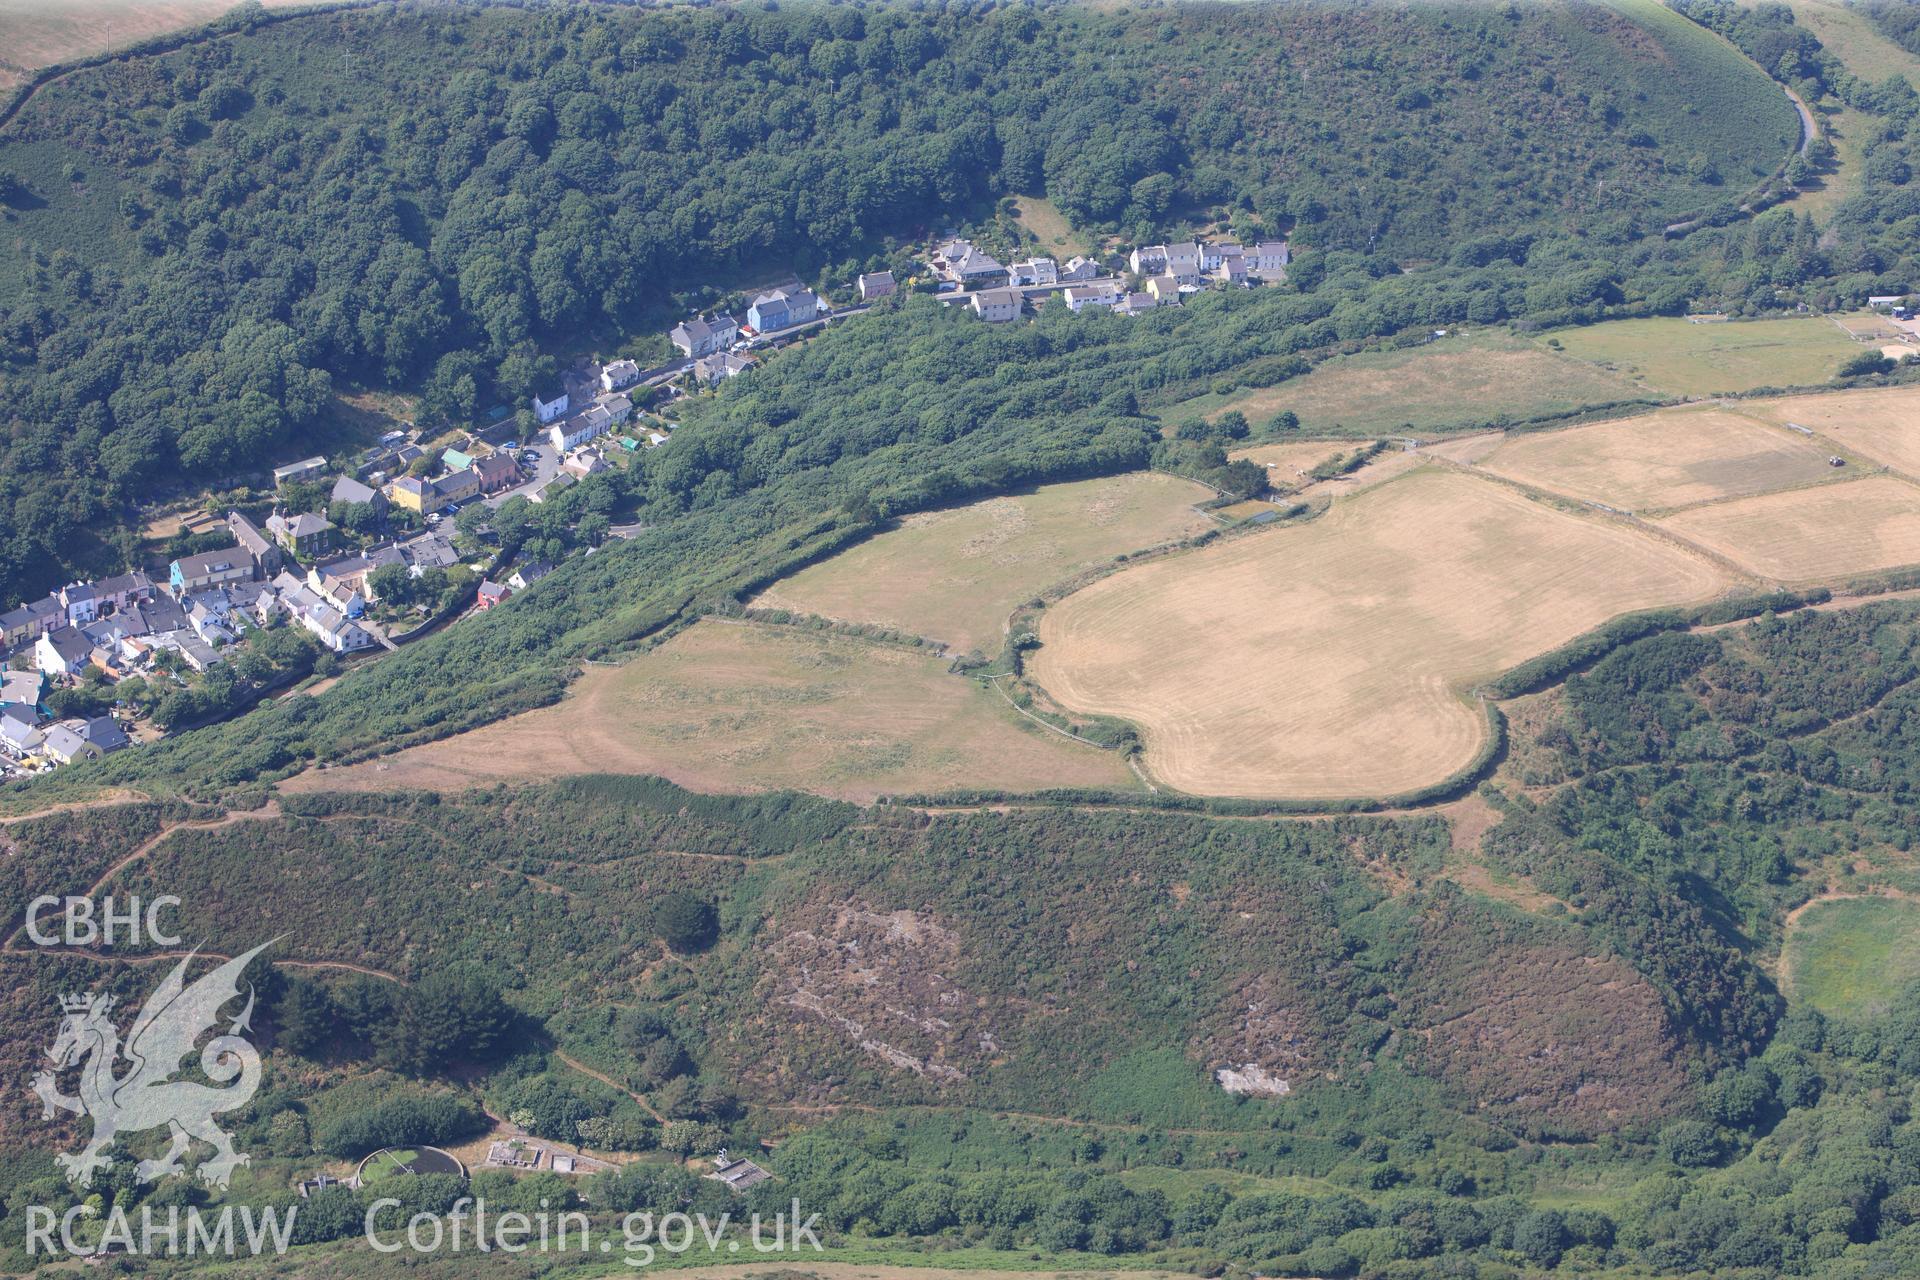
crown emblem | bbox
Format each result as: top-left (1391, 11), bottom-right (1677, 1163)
top-left (59, 993), bottom-right (108, 1014)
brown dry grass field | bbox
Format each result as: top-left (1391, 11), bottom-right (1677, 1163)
top-left (1740, 385), bottom-right (1920, 476)
top-left (1229, 440), bottom-right (1350, 485)
top-left (285, 620), bottom-right (1134, 803)
top-left (752, 473), bottom-right (1212, 655)
top-left (1830, 311), bottom-right (1909, 342)
top-left (0, 0), bottom-right (308, 90)
top-left (1467, 406), bottom-right (1844, 512)
top-left (1159, 330), bottom-right (1644, 436)
top-left (1656, 475), bottom-right (1920, 583)
top-left (1028, 467), bottom-right (1731, 799)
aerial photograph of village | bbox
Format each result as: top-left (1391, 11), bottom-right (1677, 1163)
top-left (5, 0), bottom-right (1920, 1276)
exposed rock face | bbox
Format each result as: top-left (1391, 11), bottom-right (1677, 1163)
top-left (1215, 1063), bottom-right (1292, 1096)
top-left (767, 904), bottom-right (992, 1087)
top-left (1194, 971), bottom-right (1325, 1097)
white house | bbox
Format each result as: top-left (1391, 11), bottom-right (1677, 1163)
top-left (35, 627), bottom-right (92, 677)
top-left (1008, 257), bottom-right (1057, 287)
top-left (1249, 241), bottom-right (1291, 278)
top-left (1199, 242), bottom-right (1244, 271)
top-left (532, 389), bottom-right (571, 425)
top-left (59, 583), bottom-right (99, 626)
top-left (0, 711), bottom-right (41, 755)
top-left (1060, 256), bottom-right (1101, 282)
top-left (1128, 245), bottom-right (1168, 275)
top-left (300, 604), bottom-right (376, 654)
top-left (971, 289), bottom-right (1022, 323)
top-left (600, 359), bottom-right (640, 391)
top-left (1065, 283), bottom-right (1123, 313)
top-left (550, 403), bottom-right (612, 453)
top-left (932, 239), bottom-right (1005, 285)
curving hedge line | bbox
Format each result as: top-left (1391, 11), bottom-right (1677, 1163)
top-left (895, 699), bottom-right (1506, 817)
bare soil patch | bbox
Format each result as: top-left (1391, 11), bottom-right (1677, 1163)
top-left (1028, 468), bottom-right (1731, 799)
top-left (753, 473), bottom-right (1211, 654)
top-left (1656, 474), bottom-right (1920, 582)
top-left (286, 621), bottom-right (1133, 803)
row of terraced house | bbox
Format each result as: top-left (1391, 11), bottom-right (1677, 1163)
top-left (927, 235), bottom-right (1290, 326)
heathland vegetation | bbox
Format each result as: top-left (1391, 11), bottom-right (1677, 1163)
top-left (15, 597), bottom-right (1920, 1276)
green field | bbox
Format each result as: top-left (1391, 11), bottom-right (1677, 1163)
top-left (1157, 329), bottom-right (1650, 437)
top-left (1545, 316), bottom-right (1866, 396)
top-left (1785, 896), bottom-right (1920, 1019)
top-left (1010, 195), bottom-right (1092, 258)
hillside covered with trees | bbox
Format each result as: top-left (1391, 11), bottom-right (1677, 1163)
top-left (0, 0), bottom-right (1794, 602)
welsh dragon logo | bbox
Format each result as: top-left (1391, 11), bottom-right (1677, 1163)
top-left (31, 941), bottom-right (275, 1189)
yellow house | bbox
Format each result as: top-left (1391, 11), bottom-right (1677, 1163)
top-left (386, 476), bottom-right (429, 514)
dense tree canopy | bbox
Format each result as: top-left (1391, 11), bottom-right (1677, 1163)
top-left (0, 0), bottom-right (1793, 601)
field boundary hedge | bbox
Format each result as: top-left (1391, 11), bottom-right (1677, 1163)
top-left (891, 699), bottom-right (1506, 817)
top-left (0, 1), bottom-right (375, 137)
top-left (1481, 588), bottom-right (1830, 699)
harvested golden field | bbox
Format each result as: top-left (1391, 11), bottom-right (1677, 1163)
top-left (1656, 475), bottom-right (1920, 582)
top-left (1160, 330), bottom-right (1644, 436)
top-left (285, 621), bottom-right (1133, 803)
top-left (1029, 468), bottom-right (1731, 799)
top-left (1741, 385), bottom-right (1920, 476)
top-left (1468, 407), bottom-right (1842, 511)
top-left (752, 473), bottom-right (1211, 655)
